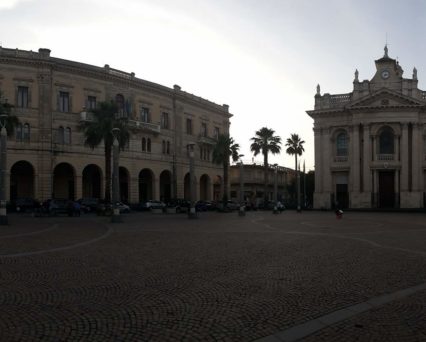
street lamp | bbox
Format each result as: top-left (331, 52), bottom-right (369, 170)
top-left (0, 114), bottom-right (7, 225)
top-left (273, 164), bottom-right (278, 214)
top-left (111, 127), bottom-right (121, 223)
top-left (238, 154), bottom-right (245, 217)
top-left (187, 143), bottom-right (197, 219)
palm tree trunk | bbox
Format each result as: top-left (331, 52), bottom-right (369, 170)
top-left (264, 152), bottom-right (268, 203)
top-left (105, 143), bottom-right (112, 203)
top-left (223, 160), bottom-right (229, 203)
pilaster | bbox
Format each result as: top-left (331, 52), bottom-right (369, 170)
top-left (400, 123), bottom-right (409, 192)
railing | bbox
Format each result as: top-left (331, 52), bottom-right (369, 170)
top-left (329, 93), bottom-right (352, 105)
top-left (377, 154), bottom-right (394, 161)
top-left (334, 156), bottom-right (348, 162)
top-left (198, 135), bottom-right (216, 145)
top-left (128, 120), bottom-right (160, 134)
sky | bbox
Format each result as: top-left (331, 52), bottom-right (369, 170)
top-left (2, 0), bottom-right (426, 171)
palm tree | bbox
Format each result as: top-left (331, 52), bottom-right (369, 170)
top-left (250, 127), bottom-right (282, 203)
top-left (0, 92), bottom-right (19, 136)
top-left (212, 133), bottom-right (240, 204)
top-left (79, 101), bottom-right (130, 204)
top-left (285, 133), bottom-right (305, 209)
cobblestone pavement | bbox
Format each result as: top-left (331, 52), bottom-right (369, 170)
top-left (0, 211), bottom-right (425, 341)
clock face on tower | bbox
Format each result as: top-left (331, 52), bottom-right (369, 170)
top-left (381, 70), bottom-right (390, 79)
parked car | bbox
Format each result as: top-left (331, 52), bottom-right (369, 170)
top-left (240, 201), bottom-right (257, 211)
top-left (114, 202), bottom-right (131, 213)
top-left (216, 200), bottom-right (239, 211)
top-left (13, 197), bottom-right (40, 213)
top-left (166, 199), bottom-right (190, 213)
top-left (77, 197), bottom-right (99, 213)
top-left (41, 198), bottom-right (70, 216)
top-left (138, 200), bottom-right (166, 211)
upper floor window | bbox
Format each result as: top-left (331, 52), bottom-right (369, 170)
top-left (214, 127), bottom-right (220, 139)
top-left (167, 141), bottom-right (170, 154)
top-left (59, 91), bottom-right (70, 112)
top-left (17, 86), bottom-right (28, 108)
top-left (162, 140), bottom-right (166, 154)
top-left (186, 118), bottom-right (192, 135)
top-left (16, 123), bottom-right (30, 142)
top-left (87, 96), bottom-right (96, 110)
top-left (58, 126), bottom-right (64, 143)
top-left (336, 132), bottom-right (348, 156)
top-left (379, 127), bottom-right (394, 154)
top-left (64, 127), bottom-right (71, 144)
top-left (142, 137), bottom-right (146, 151)
top-left (142, 137), bottom-right (151, 152)
top-left (115, 94), bottom-right (125, 116)
top-left (140, 106), bottom-right (150, 123)
top-left (201, 122), bottom-right (207, 137)
top-left (161, 112), bottom-right (169, 129)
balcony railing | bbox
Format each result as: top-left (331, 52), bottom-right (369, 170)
top-left (198, 134), bottom-right (217, 145)
top-left (334, 156), bottom-right (348, 162)
top-left (128, 120), bottom-right (160, 134)
top-left (377, 154), bottom-right (394, 161)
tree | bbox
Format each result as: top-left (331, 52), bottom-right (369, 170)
top-left (285, 133), bottom-right (305, 174)
top-left (250, 127), bottom-right (282, 203)
top-left (212, 134), bottom-right (240, 204)
top-left (286, 133), bottom-right (305, 210)
top-left (0, 92), bottom-right (19, 136)
top-left (79, 101), bottom-right (130, 203)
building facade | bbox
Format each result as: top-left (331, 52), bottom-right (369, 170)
top-left (307, 47), bottom-right (426, 209)
top-left (0, 47), bottom-right (232, 204)
top-left (229, 163), bottom-right (296, 205)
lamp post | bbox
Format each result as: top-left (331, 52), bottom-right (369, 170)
top-left (111, 127), bottom-right (121, 223)
top-left (188, 143), bottom-right (197, 219)
top-left (273, 164), bottom-right (278, 214)
top-left (238, 155), bottom-right (245, 217)
top-left (0, 114), bottom-right (7, 225)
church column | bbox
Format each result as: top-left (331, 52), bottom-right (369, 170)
top-left (322, 128), bottom-right (332, 194)
top-left (314, 128), bottom-right (322, 193)
top-left (362, 125), bottom-right (372, 192)
top-left (351, 125), bottom-right (360, 192)
top-left (400, 123), bottom-right (409, 192)
top-left (412, 123), bottom-right (421, 192)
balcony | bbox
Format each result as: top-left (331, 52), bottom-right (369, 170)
top-left (198, 134), bottom-right (217, 145)
top-left (128, 120), bottom-right (161, 134)
top-left (377, 154), bottom-right (394, 161)
top-left (334, 156), bottom-right (348, 162)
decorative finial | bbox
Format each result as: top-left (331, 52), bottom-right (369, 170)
top-left (354, 69), bottom-right (359, 82)
top-left (413, 67), bottom-right (417, 80)
top-left (384, 44), bottom-right (388, 58)
top-left (316, 84), bottom-right (320, 95)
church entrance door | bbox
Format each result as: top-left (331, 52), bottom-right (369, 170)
top-left (379, 171), bottom-right (395, 208)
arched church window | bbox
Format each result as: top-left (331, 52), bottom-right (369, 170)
top-left (336, 132), bottom-right (348, 156)
top-left (379, 128), bottom-right (394, 154)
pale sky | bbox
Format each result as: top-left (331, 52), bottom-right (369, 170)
top-left (2, 0), bottom-right (426, 171)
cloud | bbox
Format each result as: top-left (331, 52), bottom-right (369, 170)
top-left (0, 0), bottom-right (31, 10)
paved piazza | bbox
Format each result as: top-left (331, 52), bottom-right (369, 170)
top-left (1, 211), bottom-right (425, 341)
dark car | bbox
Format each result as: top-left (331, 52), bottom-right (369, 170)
top-left (167, 199), bottom-right (190, 213)
top-left (14, 197), bottom-right (40, 213)
top-left (77, 197), bottom-right (99, 213)
top-left (195, 200), bottom-right (214, 212)
top-left (216, 200), bottom-right (239, 211)
top-left (42, 198), bottom-right (70, 216)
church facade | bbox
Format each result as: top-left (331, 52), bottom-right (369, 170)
top-left (307, 47), bottom-right (426, 209)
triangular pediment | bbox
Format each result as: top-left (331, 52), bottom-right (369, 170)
top-left (349, 89), bottom-right (423, 108)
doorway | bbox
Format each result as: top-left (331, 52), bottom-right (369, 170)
top-left (379, 171), bottom-right (395, 208)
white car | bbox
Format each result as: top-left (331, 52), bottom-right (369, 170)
top-left (114, 202), bottom-right (131, 213)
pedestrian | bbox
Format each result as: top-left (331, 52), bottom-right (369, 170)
top-left (73, 201), bottom-right (81, 217)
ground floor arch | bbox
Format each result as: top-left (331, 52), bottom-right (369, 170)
top-left (213, 175), bottom-right (222, 201)
top-left (82, 164), bottom-right (102, 199)
top-left (160, 170), bottom-right (172, 203)
top-left (139, 169), bottom-right (154, 202)
top-left (10, 160), bottom-right (35, 201)
top-left (53, 162), bottom-right (75, 199)
top-left (199, 174), bottom-right (211, 200)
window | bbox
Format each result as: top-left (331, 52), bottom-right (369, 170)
top-left (147, 138), bottom-right (151, 152)
top-left (162, 140), bottom-right (166, 154)
top-left (59, 92), bottom-right (70, 112)
top-left (58, 126), bottom-right (64, 144)
top-left (140, 107), bottom-right (150, 123)
top-left (379, 128), bottom-right (394, 154)
top-left (336, 132), bottom-right (348, 156)
top-left (64, 127), bottom-right (71, 144)
top-left (87, 96), bottom-right (96, 110)
top-left (23, 123), bottom-right (30, 142)
top-left (142, 138), bottom-right (146, 151)
top-left (116, 94), bottom-right (125, 116)
top-left (166, 141), bottom-right (170, 154)
top-left (17, 86), bottom-right (28, 108)
top-left (161, 112), bottom-right (169, 129)
top-left (201, 122), bottom-right (207, 137)
top-left (214, 127), bottom-right (220, 139)
top-left (186, 118), bottom-right (192, 135)
top-left (16, 124), bottom-right (22, 141)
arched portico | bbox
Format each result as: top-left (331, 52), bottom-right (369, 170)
top-left (199, 174), bottom-right (211, 200)
top-left (160, 170), bottom-right (172, 202)
top-left (119, 167), bottom-right (130, 203)
top-left (139, 168), bottom-right (154, 202)
top-left (10, 161), bottom-right (35, 201)
top-left (82, 164), bottom-right (102, 199)
top-left (53, 162), bottom-right (75, 199)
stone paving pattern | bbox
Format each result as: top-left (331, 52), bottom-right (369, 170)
top-left (0, 211), bottom-right (425, 341)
